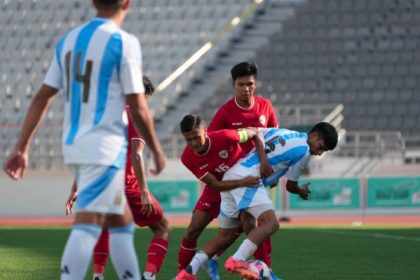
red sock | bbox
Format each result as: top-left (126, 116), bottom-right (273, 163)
top-left (177, 238), bottom-right (197, 272)
top-left (253, 236), bottom-right (272, 267)
top-left (93, 230), bottom-right (110, 274)
top-left (145, 237), bottom-right (169, 274)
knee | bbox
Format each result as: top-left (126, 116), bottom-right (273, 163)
top-left (185, 224), bottom-right (203, 241)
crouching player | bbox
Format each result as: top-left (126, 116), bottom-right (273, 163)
top-left (176, 122), bottom-right (338, 280)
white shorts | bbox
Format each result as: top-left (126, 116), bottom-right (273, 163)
top-left (69, 164), bottom-right (126, 215)
top-left (219, 186), bottom-right (274, 228)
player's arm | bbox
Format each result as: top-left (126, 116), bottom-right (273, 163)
top-left (130, 138), bottom-right (156, 215)
top-left (126, 94), bottom-right (166, 175)
top-left (239, 128), bottom-right (273, 178)
top-left (285, 180), bottom-right (311, 200)
top-left (200, 173), bottom-right (260, 192)
top-left (3, 84), bottom-right (58, 180)
top-left (65, 180), bottom-right (78, 215)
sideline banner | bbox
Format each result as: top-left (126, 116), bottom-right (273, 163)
top-left (288, 178), bottom-right (360, 209)
top-left (148, 181), bottom-right (198, 212)
top-left (367, 177), bottom-right (420, 208)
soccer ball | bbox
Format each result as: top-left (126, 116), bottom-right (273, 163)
top-left (242, 259), bottom-right (271, 280)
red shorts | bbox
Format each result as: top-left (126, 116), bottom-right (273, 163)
top-left (193, 185), bottom-right (221, 219)
top-left (125, 184), bottom-right (164, 227)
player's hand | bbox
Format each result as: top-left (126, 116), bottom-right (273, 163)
top-left (298, 182), bottom-right (311, 200)
top-left (240, 176), bottom-right (261, 187)
top-left (65, 192), bottom-right (77, 216)
top-left (3, 149), bottom-right (28, 180)
top-left (259, 161), bottom-right (273, 179)
top-left (140, 190), bottom-right (156, 216)
top-left (149, 151), bottom-right (166, 175)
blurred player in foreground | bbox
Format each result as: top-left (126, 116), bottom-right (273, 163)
top-left (177, 122), bottom-right (338, 280)
top-left (66, 77), bottom-right (171, 280)
top-left (4, 1), bottom-right (166, 279)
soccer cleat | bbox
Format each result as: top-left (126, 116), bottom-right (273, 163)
top-left (175, 269), bottom-right (197, 280)
top-left (225, 257), bottom-right (258, 280)
top-left (206, 258), bottom-right (220, 280)
top-left (270, 269), bottom-right (282, 280)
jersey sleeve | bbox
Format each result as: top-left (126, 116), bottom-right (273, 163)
top-left (267, 102), bottom-right (279, 128)
top-left (181, 152), bottom-right (208, 180)
top-left (43, 46), bottom-right (64, 90)
top-left (286, 153), bottom-right (309, 181)
top-left (119, 34), bottom-right (145, 95)
top-left (207, 107), bottom-right (226, 132)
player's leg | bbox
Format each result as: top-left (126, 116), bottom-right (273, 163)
top-left (106, 203), bottom-right (140, 280)
top-left (176, 215), bottom-right (239, 279)
top-left (129, 190), bottom-right (171, 280)
top-left (92, 230), bottom-right (110, 280)
top-left (60, 164), bottom-right (119, 280)
top-left (177, 209), bottom-right (213, 271)
top-left (178, 187), bottom-right (220, 272)
top-left (225, 205), bottom-right (278, 280)
top-left (60, 212), bottom-right (105, 280)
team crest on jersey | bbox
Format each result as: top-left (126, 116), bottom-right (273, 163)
top-left (218, 150), bottom-right (228, 159)
top-left (259, 115), bottom-right (266, 125)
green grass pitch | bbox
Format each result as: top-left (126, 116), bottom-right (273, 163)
top-left (0, 226), bottom-right (419, 279)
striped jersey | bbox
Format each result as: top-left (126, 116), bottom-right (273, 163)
top-left (222, 127), bottom-right (310, 210)
top-left (43, 17), bottom-right (145, 168)
top-left (225, 127), bottom-right (310, 186)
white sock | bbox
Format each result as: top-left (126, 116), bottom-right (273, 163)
top-left (211, 254), bottom-right (219, 261)
top-left (60, 224), bottom-right (101, 280)
top-left (109, 223), bottom-right (140, 280)
top-left (233, 238), bottom-right (258, 261)
top-left (189, 250), bottom-right (209, 274)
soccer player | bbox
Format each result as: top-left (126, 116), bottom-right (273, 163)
top-left (205, 61), bottom-right (279, 279)
top-left (177, 114), bottom-right (272, 275)
top-left (3, 1), bottom-right (166, 279)
top-left (176, 122), bottom-right (338, 280)
top-left (65, 77), bottom-right (170, 280)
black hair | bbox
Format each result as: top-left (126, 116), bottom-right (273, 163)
top-left (94, 0), bottom-right (125, 10)
top-left (231, 61), bottom-right (258, 81)
top-left (309, 122), bottom-right (338, 151)
top-left (143, 75), bottom-right (154, 96)
top-left (180, 114), bottom-right (203, 133)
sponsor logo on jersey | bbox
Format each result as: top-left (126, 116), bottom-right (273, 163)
top-left (218, 150), bottom-right (228, 159)
top-left (259, 115), bottom-right (266, 125)
top-left (232, 122), bottom-right (243, 126)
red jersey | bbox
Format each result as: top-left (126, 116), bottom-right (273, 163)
top-left (125, 110), bottom-right (139, 190)
top-left (207, 96), bottom-right (278, 131)
top-left (181, 129), bottom-right (253, 181)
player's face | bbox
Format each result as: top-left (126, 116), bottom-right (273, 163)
top-left (233, 75), bottom-right (256, 105)
top-left (182, 127), bottom-right (208, 154)
top-left (308, 132), bottom-right (327, 156)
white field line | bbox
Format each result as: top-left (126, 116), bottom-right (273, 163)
top-left (296, 228), bottom-right (420, 242)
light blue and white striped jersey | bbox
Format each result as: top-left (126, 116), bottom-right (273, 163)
top-left (44, 17), bottom-right (145, 168)
top-left (225, 127), bottom-right (310, 186)
top-left (222, 128), bottom-right (310, 211)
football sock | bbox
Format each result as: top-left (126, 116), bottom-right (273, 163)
top-left (233, 238), bottom-right (258, 261)
top-left (93, 230), bottom-right (110, 274)
top-left (109, 223), bottom-right (140, 280)
top-left (60, 224), bottom-right (101, 280)
top-left (253, 236), bottom-right (272, 267)
top-left (177, 238), bottom-right (197, 271)
top-left (189, 250), bottom-right (209, 274)
top-left (145, 237), bottom-right (168, 273)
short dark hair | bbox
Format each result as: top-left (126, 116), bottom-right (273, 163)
top-left (180, 114), bottom-right (203, 133)
top-left (94, 0), bottom-right (125, 10)
top-left (231, 61), bottom-right (258, 81)
top-left (143, 76), bottom-right (154, 96)
top-left (309, 122), bottom-right (338, 151)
